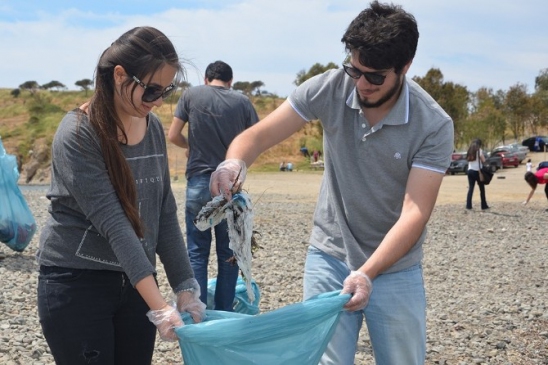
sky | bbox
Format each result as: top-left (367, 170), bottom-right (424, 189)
top-left (1, 0), bottom-right (547, 98)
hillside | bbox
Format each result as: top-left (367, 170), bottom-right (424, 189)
top-left (0, 88), bottom-right (323, 183)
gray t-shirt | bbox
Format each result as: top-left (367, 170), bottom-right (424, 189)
top-left (37, 110), bottom-right (194, 292)
top-left (289, 69), bottom-right (454, 273)
top-left (174, 85), bottom-right (259, 179)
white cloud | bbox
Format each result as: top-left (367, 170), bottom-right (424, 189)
top-left (1, 0), bottom-right (547, 96)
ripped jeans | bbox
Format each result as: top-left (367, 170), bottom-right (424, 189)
top-left (37, 266), bottom-right (156, 365)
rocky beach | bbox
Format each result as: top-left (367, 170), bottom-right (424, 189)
top-left (1, 168), bottom-right (547, 364)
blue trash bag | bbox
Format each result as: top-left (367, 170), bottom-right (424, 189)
top-left (175, 290), bottom-right (350, 365)
top-left (206, 276), bottom-right (261, 315)
top-left (0, 138), bottom-right (37, 252)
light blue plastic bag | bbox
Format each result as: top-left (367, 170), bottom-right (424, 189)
top-left (207, 276), bottom-right (261, 315)
top-left (0, 137), bottom-right (36, 252)
top-left (176, 290), bottom-right (350, 365)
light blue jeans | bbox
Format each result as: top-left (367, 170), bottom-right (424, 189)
top-left (185, 174), bottom-right (238, 311)
top-left (304, 246), bottom-right (426, 365)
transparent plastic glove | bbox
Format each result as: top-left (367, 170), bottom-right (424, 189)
top-left (341, 271), bottom-right (373, 312)
top-left (176, 279), bottom-right (206, 323)
top-left (210, 159), bottom-right (247, 200)
top-left (146, 304), bottom-right (183, 342)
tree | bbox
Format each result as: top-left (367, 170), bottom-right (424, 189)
top-left (10, 89), bottom-right (21, 98)
top-left (294, 62), bottom-right (338, 86)
top-left (75, 79), bottom-right (93, 96)
top-left (531, 69), bottom-right (548, 133)
top-left (535, 68), bottom-right (548, 92)
top-left (529, 93), bottom-right (548, 134)
top-left (504, 83), bottom-right (530, 141)
top-left (177, 81), bottom-right (192, 91)
top-left (465, 88), bottom-right (506, 149)
top-left (413, 68), bottom-right (469, 147)
top-left (41, 80), bottom-right (66, 91)
top-left (250, 81), bottom-right (265, 96)
top-left (232, 81), bottom-right (252, 96)
top-left (19, 81), bottom-right (40, 94)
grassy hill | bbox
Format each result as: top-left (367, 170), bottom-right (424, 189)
top-left (0, 88), bottom-right (324, 181)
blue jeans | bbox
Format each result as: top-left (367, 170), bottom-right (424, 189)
top-left (466, 169), bottom-right (488, 209)
top-left (37, 266), bottom-right (156, 365)
top-left (186, 174), bottom-right (238, 311)
top-left (304, 246), bottom-right (426, 365)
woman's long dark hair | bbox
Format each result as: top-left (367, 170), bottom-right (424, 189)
top-left (466, 138), bottom-right (482, 162)
top-left (88, 27), bottom-right (182, 238)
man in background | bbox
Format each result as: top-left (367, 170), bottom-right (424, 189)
top-left (168, 60), bottom-right (259, 311)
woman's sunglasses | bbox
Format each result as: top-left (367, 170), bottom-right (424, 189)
top-left (342, 64), bottom-right (387, 86)
top-left (132, 75), bottom-right (176, 102)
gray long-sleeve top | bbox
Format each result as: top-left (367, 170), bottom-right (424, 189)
top-left (37, 109), bottom-right (194, 292)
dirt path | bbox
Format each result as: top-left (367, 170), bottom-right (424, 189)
top-left (171, 152), bottom-right (548, 207)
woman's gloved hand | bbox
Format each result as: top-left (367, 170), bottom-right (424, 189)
top-left (176, 279), bottom-right (206, 323)
top-left (209, 159), bottom-right (247, 200)
top-left (341, 271), bottom-right (373, 312)
top-left (146, 304), bottom-right (183, 342)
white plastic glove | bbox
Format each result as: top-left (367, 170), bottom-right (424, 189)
top-left (146, 304), bottom-right (183, 342)
top-left (210, 159), bottom-right (247, 200)
top-left (175, 278), bottom-right (206, 323)
top-left (341, 271), bottom-right (373, 312)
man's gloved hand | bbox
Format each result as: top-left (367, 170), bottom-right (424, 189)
top-left (176, 279), bottom-right (206, 323)
top-left (146, 304), bottom-right (183, 342)
top-left (209, 159), bottom-right (247, 200)
top-left (341, 271), bottom-right (373, 312)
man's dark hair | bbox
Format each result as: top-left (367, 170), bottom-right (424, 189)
top-left (205, 60), bottom-right (233, 82)
top-left (341, 1), bottom-right (419, 73)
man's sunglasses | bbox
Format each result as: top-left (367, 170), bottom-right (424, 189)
top-left (132, 75), bottom-right (176, 102)
top-left (342, 64), bottom-right (387, 86)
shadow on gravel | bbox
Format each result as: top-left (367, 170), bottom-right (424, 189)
top-left (479, 211), bottom-right (521, 217)
top-left (0, 252), bottom-right (37, 273)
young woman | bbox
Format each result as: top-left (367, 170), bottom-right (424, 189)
top-left (466, 138), bottom-right (490, 210)
top-left (523, 167), bottom-right (548, 207)
top-left (37, 27), bottom-right (205, 365)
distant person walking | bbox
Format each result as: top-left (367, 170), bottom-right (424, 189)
top-left (466, 138), bottom-right (489, 210)
top-left (168, 60), bottom-right (259, 311)
top-left (522, 167), bottom-right (548, 208)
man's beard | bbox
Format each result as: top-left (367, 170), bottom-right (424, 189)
top-left (357, 74), bottom-right (403, 109)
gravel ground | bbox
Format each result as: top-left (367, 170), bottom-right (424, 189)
top-left (1, 175), bottom-right (547, 364)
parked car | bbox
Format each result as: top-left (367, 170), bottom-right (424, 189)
top-left (447, 157), bottom-right (468, 175)
top-left (507, 143), bottom-right (530, 158)
top-left (522, 136), bottom-right (548, 152)
top-left (451, 152), bottom-right (467, 160)
top-left (492, 144), bottom-right (528, 163)
top-left (484, 152), bottom-right (502, 172)
top-left (447, 152), bottom-right (500, 175)
top-left (490, 150), bottom-right (519, 168)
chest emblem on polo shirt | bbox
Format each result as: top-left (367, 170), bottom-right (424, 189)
top-left (394, 152), bottom-right (402, 159)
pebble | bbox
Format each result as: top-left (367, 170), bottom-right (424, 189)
top-left (0, 189), bottom-right (546, 364)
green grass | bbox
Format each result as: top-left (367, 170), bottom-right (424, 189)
top-left (0, 88), bottom-right (324, 170)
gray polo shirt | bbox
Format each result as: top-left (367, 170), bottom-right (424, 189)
top-left (289, 69), bottom-right (453, 273)
top-left (37, 110), bottom-right (194, 291)
top-left (174, 85), bottom-right (259, 179)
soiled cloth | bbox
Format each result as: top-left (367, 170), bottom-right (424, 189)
top-left (194, 192), bottom-right (255, 301)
